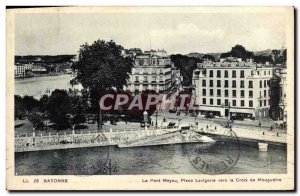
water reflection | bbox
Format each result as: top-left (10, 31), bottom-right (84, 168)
top-left (15, 142), bottom-right (287, 175)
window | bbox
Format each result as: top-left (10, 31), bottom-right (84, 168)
top-left (202, 98), bottom-right (206, 104)
top-left (232, 90), bottom-right (236, 97)
top-left (217, 70), bottom-right (221, 78)
top-left (209, 70), bottom-right (213, 77)
top-left (259, 100), bottom-right (262, 107)
top-left (225, 80), bottom-right (228, 87)
top-left (209, 80), bottom-right (213, 87)
top-left (232, 100), bottom-right (236, 106)
top-left (249, 90), bottom-right (253, 98)
top-left (241, 100), bottom-right (245, 107)
top-left (257, 71), bottom-right (260, 75)
top-left (241, 90), bottom-right (245, 97)
top-left (264, 80), bottom-right (267, 88)
top-left (249, 100), bottom-right (253, 107)
top-left (264, 90), bottom-right (267, 97)
top-left (210, 99), bottom-right (214, 105)
top-left (240, 70), bottom-right (245, 78)
top-left (225, 90), bottom-right (228, 97)
top-left (249, 81), bottom-right (253, 88)
top-left (217, 89), bottom-right (221, 97)
top-left (264, 100), bottom-right (267, 106)
top-left (202, 89), bottom-right (206, 96)
top-left (240, 80), bottom-right (244, 88)
top-left (135, 76), bottom-right (139, 81)
top-left (202, 80), bottom-right (206, 87)
top-left (225, 70), bottom-right (228, 78)
top-left (232, 80), bottom-right (236, 88)
top-left (225, 99), bottom-right (228, 106)
top-left (217, 80), bottom-right (221, 87)
top-left (232, 70), bottom-right (236, 78)
top-left (259, 81), bottom-right (262, 88)
top-left (264, 71), bottom-right (266, 75)
top-left (217, 99), bottom-right (221, 105)
top-left (210, 89), bottom-right (214, 96)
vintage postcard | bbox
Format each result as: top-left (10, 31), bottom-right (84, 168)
top-left (6, 6), bottom-right (295, 190)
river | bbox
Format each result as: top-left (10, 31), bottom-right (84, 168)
top-left (15, 74), bottom-right (82, 99)
top-left (15, 141), bottom-right (286, 175)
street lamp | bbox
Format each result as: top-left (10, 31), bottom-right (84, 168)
top-left (143, 110), bottom-right (148, 131)
top-left (155, 110), bottom-right (158, 128)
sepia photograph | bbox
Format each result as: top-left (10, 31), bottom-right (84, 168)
top-left (6, 6), bottom-right (295, 190)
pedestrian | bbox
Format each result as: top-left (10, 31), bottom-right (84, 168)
top-left (270, 125), bottom-right (273, 131)
top-left (258, 121), bottom-right (261, 127)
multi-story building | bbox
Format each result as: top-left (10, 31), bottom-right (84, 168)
top-left (278, 68), bottom-right (287, 125)
top-left (125, 49), bottom-right (181, 94)
top-left (192, 59), bottom-right (274, 119)
top-left (14, 63), bottom-right (33, 78)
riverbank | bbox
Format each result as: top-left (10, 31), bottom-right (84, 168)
top-left (15, 122), bottom-right (286, 152)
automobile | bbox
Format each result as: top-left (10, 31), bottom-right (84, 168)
top-left (169, 109), bottom-right (177, 113)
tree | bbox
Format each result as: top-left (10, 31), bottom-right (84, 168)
top-left (71, 40), bottom-right (134, 131)
top-left (22, 95), bottom-right (40, 113)
top-left (220, 45), bottom-right (254, 61)
top-left (28, 110), bottom-right (45, 130)
top-left (68, 89), bottom-right (87, 127)
top-left (202, 54), bottom-right (215, 62)
top-left (15, 95), bottom-right (26, 119)
top-left (46, 89), bottom-right (71, 130)
top-left (170, 54), bottom-right (201, 86)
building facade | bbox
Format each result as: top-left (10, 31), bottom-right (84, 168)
top-left (193, 59), bottom-right (274, 119)
top-left (14, 63), bottom-right (33, 78)
top-left (125, 49), bottom-right (181, 94)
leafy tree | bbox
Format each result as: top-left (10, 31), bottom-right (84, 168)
top-left (28, 110), bottom-right (45, 129)
top-left (15, 95), bottom-right (26, 119)
top-left (253, 55), bottom-right (273, 64)
top-left (170, 54), bottom-right (201, 86)
top-left (22, 95), bottom-right (40, 113)
top-left (202, 54), bottom-right (215, 62)
top-left (220, 45), bottom-right (254, 61)
top-left (46, 89), bottom-right (71, 130)
top-left (71, 40), bottom-right (134, 131)
top-left (68, 89), bottom-right (87, 127)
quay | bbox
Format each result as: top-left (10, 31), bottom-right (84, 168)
top-left (15, 122), bottom-right (287, 152)
top-left (195, 124), bottom-right (286, 145)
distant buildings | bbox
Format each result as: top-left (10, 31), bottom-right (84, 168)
top-left (124, 49), bottom-right (182, 94)
top-left (14, 63), bottom-right (33, 78)
top-left (192, 58), bottom-right (274, 119)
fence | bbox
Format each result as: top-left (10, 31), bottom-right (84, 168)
top-left (15, 126), bottom-right (179, 152)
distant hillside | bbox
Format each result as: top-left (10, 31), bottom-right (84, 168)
top-left (186, 52), bottom-right (221, 61)
top-left (254, 48), bottom-right (285, 56)
top-left (186, 48), bottom-right (285, 62)
top-left (15, 55), bottom-right (76, 64)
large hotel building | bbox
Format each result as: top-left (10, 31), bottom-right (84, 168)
top-left (124, 49), bottom-right (181, 94)
top-left (192, 58), bottom-right (274, 119)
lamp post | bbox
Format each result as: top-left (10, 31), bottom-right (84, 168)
top-left (143, 110), bottom-right (148, 132)
top-left (155, 110), bottom-right (158, 128)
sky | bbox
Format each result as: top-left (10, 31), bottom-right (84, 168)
top-left (15, 11), bottom-right (287, 55)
